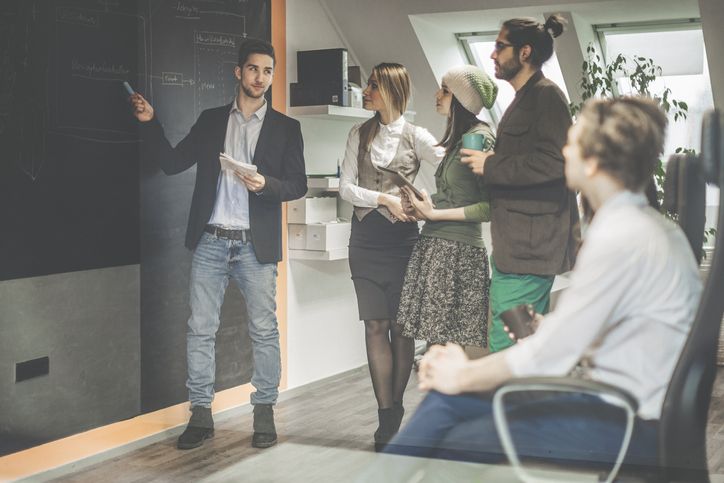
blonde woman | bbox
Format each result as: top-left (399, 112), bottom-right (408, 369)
top-left (339, 62), bottom-right (442, 451)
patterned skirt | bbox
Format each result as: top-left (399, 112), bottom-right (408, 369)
top-left (397, 236), bottom-right (490, 347)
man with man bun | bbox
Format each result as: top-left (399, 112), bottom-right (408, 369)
top-left (462, 15), bottom-right (580, 353)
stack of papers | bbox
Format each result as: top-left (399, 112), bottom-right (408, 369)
top-left (219, 152), bottom-right (258, 177)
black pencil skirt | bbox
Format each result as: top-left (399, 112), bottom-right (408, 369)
top-left (348, 210), bottom-right (419, 321)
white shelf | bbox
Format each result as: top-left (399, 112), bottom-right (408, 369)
top-left (288, 105), bottom-right (415, 122)
top-left (289, 105), bottom-right (371, 120)
top-left (289, 247), bottom-right (348, 261)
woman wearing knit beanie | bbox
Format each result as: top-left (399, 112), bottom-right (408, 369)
top-left (397, 65), bottom-right (497, 351)
top-left (338, 63), bottom-right (444, 451)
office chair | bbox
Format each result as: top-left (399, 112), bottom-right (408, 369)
top-left (492, 110), bottom-right (724, 483)
top-left (663, 152), bottom-right (707, 264)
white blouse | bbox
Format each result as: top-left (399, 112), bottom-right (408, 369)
top-left (339, 116), bottom-right (444, 208)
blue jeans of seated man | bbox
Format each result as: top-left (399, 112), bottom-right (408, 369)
top-left (385, 390), bottom-right (658, 469)
top-left (187, 232), bottom-right (280, 407)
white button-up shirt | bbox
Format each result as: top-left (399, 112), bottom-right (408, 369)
top-left (207, 99), bottom-right (267, 229)
top-left (339, 116), bottom-right (444, 208)
top-left (505, 191), bottom-right (702, 420)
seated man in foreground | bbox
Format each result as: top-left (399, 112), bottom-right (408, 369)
top-left (385, 97), bottom-right (703, 467)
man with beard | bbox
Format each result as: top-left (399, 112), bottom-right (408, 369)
top-left (129, 38), bottom-right (307, 450)
top-left (461, 15), bottom-right (580, 353)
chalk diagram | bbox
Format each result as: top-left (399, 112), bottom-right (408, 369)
top-left (53, 4), bottom-right (148, 145)
top-left (2, 0), bottom-right (267, 182)
top-left (0, 2), bottom-right (50, 182)
top-left (149, 0), bottom-right (262, 123)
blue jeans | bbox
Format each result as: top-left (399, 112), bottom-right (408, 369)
top-left (187, 232), bottom-right (280, 407)
top-left (386, 390), bottom-right (658, 468)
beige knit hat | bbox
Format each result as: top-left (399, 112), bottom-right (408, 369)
top-left (442, 65), bottom-right (498, 114)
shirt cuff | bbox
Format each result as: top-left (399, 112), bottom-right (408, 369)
top-left (504, 340), bottom-right (536, 377)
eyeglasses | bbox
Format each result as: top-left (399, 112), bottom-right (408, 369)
top-left (494, 41), bottom-right (515, 53)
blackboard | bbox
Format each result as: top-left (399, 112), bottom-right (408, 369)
top-left (0, 0), bottom-right (272, 419)
top-left (0, 0), bottom-right (270, 281)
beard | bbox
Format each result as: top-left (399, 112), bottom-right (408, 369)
top-left (241, 83), bottom-right (266, 99)
top-left (495, 56), bottom-right (523, 81)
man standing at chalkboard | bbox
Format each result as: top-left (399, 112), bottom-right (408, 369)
top-left (130, 38), bottom-right (307, 450)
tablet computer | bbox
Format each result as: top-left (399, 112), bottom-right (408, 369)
top-left (377, 166), bottom-right (424, 200)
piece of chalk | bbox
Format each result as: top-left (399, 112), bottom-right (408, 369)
top-left (122, 81), bottom-right (135, 96)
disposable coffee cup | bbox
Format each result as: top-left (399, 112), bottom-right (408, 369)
top-left (462, 132), bottom-right (484, 151)
top-left (500, 304), bottom-right (535, 339)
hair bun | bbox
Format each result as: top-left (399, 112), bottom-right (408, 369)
top-left (544, 14), bottom-right (566, 38)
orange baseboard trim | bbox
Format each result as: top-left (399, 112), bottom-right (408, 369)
top-left (0, 383), bottom-right (254, 482)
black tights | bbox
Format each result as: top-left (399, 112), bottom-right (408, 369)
top-left (364, 319), bottom-right (415, 409)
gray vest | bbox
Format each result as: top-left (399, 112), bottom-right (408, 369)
top-left (354, 119), bottom-right (420, 222)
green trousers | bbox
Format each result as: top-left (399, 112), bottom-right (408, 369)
top-left (488, 258), bottom-right (555, 352)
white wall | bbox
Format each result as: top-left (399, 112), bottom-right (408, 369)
top-left (283, 0), bottom-right (720, 388)
top-left (285, 0), bottom-right (367, 390)
top-left (321, 0), bottom-right (702, 139)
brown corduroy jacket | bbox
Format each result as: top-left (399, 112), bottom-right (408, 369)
top-left (484, 71), bottom-right (580, 276)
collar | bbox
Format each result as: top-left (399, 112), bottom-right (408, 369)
top-left (230, 98), bottom-right (268, 121)
top-left (597, 190), bottom-right (648, 216)
top-left (516, 70), bottom-right (545, 97)
top-left (378, 115), bottom-right (406, 132)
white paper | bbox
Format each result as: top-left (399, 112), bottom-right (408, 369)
top-left (219, 152), bottom-right (258, 177)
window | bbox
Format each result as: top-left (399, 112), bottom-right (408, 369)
top-left (457, 32), bottom-right (570, 125)
top-left (595, 20), bottom-right (713, 156)
top-left (595, 20), bottom-right (718, 238)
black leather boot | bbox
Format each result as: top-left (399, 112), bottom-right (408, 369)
top-left (374, 408), bottom-right (396, 452)
top-left (177, 406), bottom-right (214, 450)
top-left (252, 403), bottom-right (277, 448)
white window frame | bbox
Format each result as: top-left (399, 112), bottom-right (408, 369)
top-left (456, 31), bottom-right (504, 125)
top-left (593, 18), bottom-right (702, 67)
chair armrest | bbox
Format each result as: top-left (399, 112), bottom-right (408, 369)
top-left (496, 376), bottom-right (639, 412)
top-left (492, 376), bottom-right (638, 483)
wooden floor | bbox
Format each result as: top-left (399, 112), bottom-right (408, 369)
top-left (53, 368), bottom-right (724, 482)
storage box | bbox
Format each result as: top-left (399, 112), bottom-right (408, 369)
top-left (297, 48), bottom-right (348, 85)
top-left (287, 197), bottom-right (337, 224)
top-left (288, 222), bottom-right (351, 251)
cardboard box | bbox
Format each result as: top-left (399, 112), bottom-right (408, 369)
top-left (288, 222), bottom-right (351, 251)
top-left (288, 224), bottom-right (309, 250)
top-left (287, 197), bottom-right (337, 224)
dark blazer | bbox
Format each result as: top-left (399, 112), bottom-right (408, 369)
top-left (141, 103), bottom-right (307, 264)
top-left (484, 71), bottom-right (579, 276)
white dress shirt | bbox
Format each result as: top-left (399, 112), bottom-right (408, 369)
top-left (505, 191), bottom-right (702, 420)
top-left (339, 116), bottom-right (444, 208)
top-left (207, 99), bottom-right (267, 229)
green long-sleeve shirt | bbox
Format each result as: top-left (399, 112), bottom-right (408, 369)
top-left (420, 124), bottom-right (494, 249)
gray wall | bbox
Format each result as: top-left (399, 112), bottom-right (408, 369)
top-left (0, 266), bottom-right (140, 455)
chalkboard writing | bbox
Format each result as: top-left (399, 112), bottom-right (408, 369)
top-left (0, 0), bottom-right (270, 281)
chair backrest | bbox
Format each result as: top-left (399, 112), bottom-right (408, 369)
top-left (659, 110), bottom-right (724, 481)
top-left (663, 153), bottom-right (707, 264)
